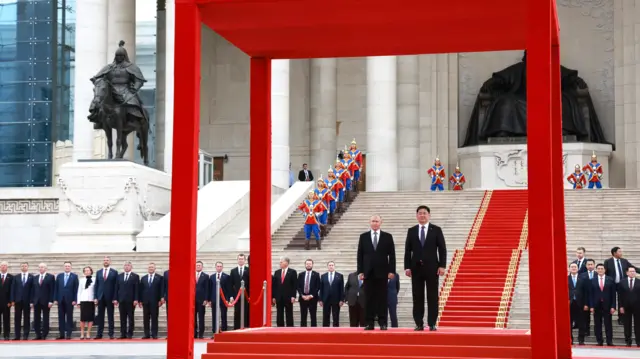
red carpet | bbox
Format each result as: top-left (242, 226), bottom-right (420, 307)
top-left (439, 190), bottom-right (528, 328)
top-left (204, 327), bottom-right (532, 359)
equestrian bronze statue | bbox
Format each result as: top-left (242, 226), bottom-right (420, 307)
top-left (88, 41), bottom-right (150, 165)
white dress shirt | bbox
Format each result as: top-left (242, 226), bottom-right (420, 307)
top-left (77, 276), bottom-right (95, 302)
top-left (614, 259), bottom-right (622, 283)
top-left (418, 223), bottom-right (429, 240)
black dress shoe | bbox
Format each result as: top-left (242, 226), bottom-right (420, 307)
top-left (363, 325), bottom-right (374, 331)
top-left (596, 343), bottom-right (603, 346)
top-left (94, 336), bottom-right (103, 340)
top-left (380, 325), bottom-right (388, 331)
top-left (56, 336), bottom-right (65, 340)
top-left (142, 336), bottom-right (151, 339)
top-left (33, 337), bottom-right (42, 340)
top-left (119, 336), bottom-right (127, 340)
top-left (414, 325), bottom-right (424, 331)
top-left (429, 325), bottom-right (437, 331)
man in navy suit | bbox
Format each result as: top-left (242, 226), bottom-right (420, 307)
top-left (30, 263), bottom-right (55, 340)
top-left (568, 262), bottom-right (582, 344)
top-left (618, 266), bottom-right (640, 347)
top-left (577, 259), bottom-right (596, 342)
top-left (387, 271), bottom-right (400, 328)
top-left (139, 263), bottom-right (164, 339)
top-left (53, 261), bottom-right (79, 339)
top-left (94, 256), bottom-right (118, 339)
top-left (11, 262), bottom-right (34, 340)
top-left (589, 263), bottom-right (617, 346)
top-left (163, 269), bottom-right (169, 315)
top-left (209, 261), bottom-right (231, 335)
top-left (194, 261), bottom-right (210, 338)
top-left (571, 247), bottom-right (590, 275)
top-left (113, 261), bottom-right (139, 339)
top-left (319, 261), bottom-right (344, 327)
top-left (297, 259), bottom-right (321, 327)
top-left (0, 262), bottom-right (13, 340)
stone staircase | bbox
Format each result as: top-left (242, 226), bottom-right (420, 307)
top-left (507, 189), bottom-right (640, 345)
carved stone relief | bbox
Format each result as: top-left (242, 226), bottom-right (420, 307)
top-left (0, 199), bottom-right (59, 215)
top-left (495, 149), bottom-right (568, 187)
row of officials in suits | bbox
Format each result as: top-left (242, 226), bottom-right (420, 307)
top-left (0, 254), bottom-right (252, 340)
top-left (568, 246), bottom-right (638, 347)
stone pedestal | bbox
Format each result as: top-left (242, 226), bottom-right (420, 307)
top-left (457, 143), bottom-right (614, 190)
top-left (53, 161), bottom-right (171, 252)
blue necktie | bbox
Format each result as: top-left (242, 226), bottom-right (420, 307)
top-left (617, 260), bottom-right (624, 279)
top-left (64, 274), bottom-right (68, 286)
top-left (572, 277), bottom-right (576, 299)
top-left (589, 272), bottom-right (593, 280)
top-left (358, 279), bottom-right (362, 287)
top-left (420, 226), bottom-right (426, 247)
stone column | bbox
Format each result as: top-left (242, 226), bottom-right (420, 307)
top-left (155, 0), bottom-right (167, 171)
top-left (397, 56), bottom-right (420, 190)
top-left (73, 0), bottom-right (108, 161)
top-left (309, 58), bottom-right (337, 179)
top-left (164, 0), bottom-right (175, 173)
top-left (272, 60), bottom-right (291, 189)
top-left (107, 0), bottom-right (137, 160)
top-left (366, 56), bottom-right (398, 192)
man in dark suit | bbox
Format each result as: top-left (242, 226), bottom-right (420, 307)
top-left (403, 205), bottom-right (447, 331)
top-left (31, 263), bottom-right (55, 340)
top-left (357, 214), bottom-right (396, 330)
top-left (94, 256), bottom-right (118, 339)
top-left (319, 261), bottom-right (344, 327)
top-left (272, 257), bottom-right (297, 327)
top-left (589, 263), bottom-right (617, 346)
top-left (298, 163), bottom-right (313, 182)
top-left (577, 259), bottom-right (596, 344)
top-left (10, 262), bottom-right (34, 340)
top-left (139, 263), bottom-right (164, 339)
top-left (297, 259), bottom-right (321, 327)
top-left (618, 266), bottom-right (640, 347)
top-left (209, 261), bottom-right (232, 335)
top-left (53, 261), bottom-right (79, 340)
top-left (163, 269), bottom-right (169, 315)
top-left (113, 261), bottom-right (139, 339)
top-left (194, 261), bottom-right (210, 338)
top-left (387, 272), bottom-right (400, 328)
top-left (229, 254), bottom-right (250, 329)
top-left (0, 262), bottom-right (12, 340)
top-left (568, 262), bottom-right (582, 344)
top-left (344, 271), bottom-right (365, 327)
top-left (572, 247), bottom-right (590, 275)
top-left (604, 246), bottom-right (634, 325)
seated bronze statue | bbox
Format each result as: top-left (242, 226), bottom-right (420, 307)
top-left (462, 52), bottom-right (609, 147)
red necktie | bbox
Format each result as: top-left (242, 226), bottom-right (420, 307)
top-left (103, 269), bottom-right (107, 280)
top-left (599, 277), bottom-right (604, 291)
top-left (217, 273), bottom-right (220, 281)
top-left (281, 270), bottom-right (285, 284)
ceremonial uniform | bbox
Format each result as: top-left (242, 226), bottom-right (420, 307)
top-left (325, 168), bottom-right (341, 221)
top-left (297, 192), bottom-right (326, 250)
top-left (449, 165), bottom-right (465, 191)
top-left (348, 139), bottom-right (363, 187)
top-left (582, 152), bottom-right (603, 189)
top-left (314, 178), bottom-right (330, 225)
top-left (567, 165), bottom-right (587, 190)
top-left (427, 158), bottom-right (446, 191)
top-left (336, 161), bottom-right (351, 199)
top-left (341, 151), bottom-right (355, 191)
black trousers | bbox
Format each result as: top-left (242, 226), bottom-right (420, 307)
top-left (276, 300), bottom-right (294, 327)
top-left (33, 303), bottom-right (51, 339)
top-left (388, 303), bottom-right (398, 328)
top-left (233, 300), bottom-right (249, 329)
top-left (118, 301), bottom-right (135, 338)
top-left (96, 298), bottom-right (115, 337)
top-left (0, 301), bottom-right (9, 339)
top-left (194, 301), bottom-right (206, 337)
top-left (211, 301), bottom-right (228, 333)
top-left (593, 303), bottom-right (613, 345)
top-left (569, 300), bottom-right (580, 341)
top-left (299, 299), bottom-right (318, 327)
top-left (411, 268), bottom-right (439, 327)
top-left (364, 277), bottom-right (387, 326)
top-left (13, 301), bottom-right (30, 339)
top-left (322, 303), bottom-right (340, 327)
top-left (623, 306), bottom-right (640, 345)
top-left (348, 303), bottom-right (365, 327)
top-left (142, 303), bottom-right (159, 338)
top-left (57, 299), bottom-right (74, 338)
top-left (581, 307), bottom-right (591, 336)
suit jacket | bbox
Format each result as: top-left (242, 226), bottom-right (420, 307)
top-left (163, 270), bottom-right (169, 301)
top-left (387, 273), bottom-right (400, 306)
top-left (589, 275), bottom-right (616, 310)
top-left (357, 230), bottom-right (396, 279)
top-left (0, 273), bottom-right (13, 305)
top-left (209, 272), bottom-right (232, 302)
top-left (571, 258), bottom-right (590, 274)
top-left (568, 274), bottom-right (581, 305)
top-left (10, 272), bottom-right (34, 304)
top-left (344, 272), bottom-right (365, 307)
top-left (320, 271), bottom-right (344, 304)
top-left (53, 272), bottom-right (79, 303)
top-left (114, 272), bottom-right (139, 303)
top-left (139, 273), bottom-right (164, 305)
top-left (298, 169), bottom-right (314, 181)
top-left (230, 266), bottom-right (250, 301)
top-left (195, 271), bottom-right (210, 303)
top-left (604, 257), bottom-right (634, 282)
top-left (618, 277), bottom-right (640, 310)
top-left (272, 268), bottom-right (297, 302)
top-left (297, 270), bottom-right (321, 299)
top-left (577, 271), bottom-right (596, 307)
top-left (404, 223), bottom-right (447, 271)
top-left (31, 273), bottom-right (55, 305)
top-left (94, 267), bottom-right (118, 301)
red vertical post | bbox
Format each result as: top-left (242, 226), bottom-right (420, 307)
top-left (527, 0), bottom-right (558, 358)
top-left (249, 57), bottom-right (273, 328)
top-left (167, 2), bottom-right (200, 359)
top-left (551, 10), bottom-right (572, 358)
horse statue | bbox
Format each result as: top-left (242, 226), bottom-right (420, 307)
top-left (88, 40), bottom-right (150, 165)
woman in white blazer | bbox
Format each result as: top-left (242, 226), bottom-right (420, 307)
top-left (77, 266), bottom-right (96, 339)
